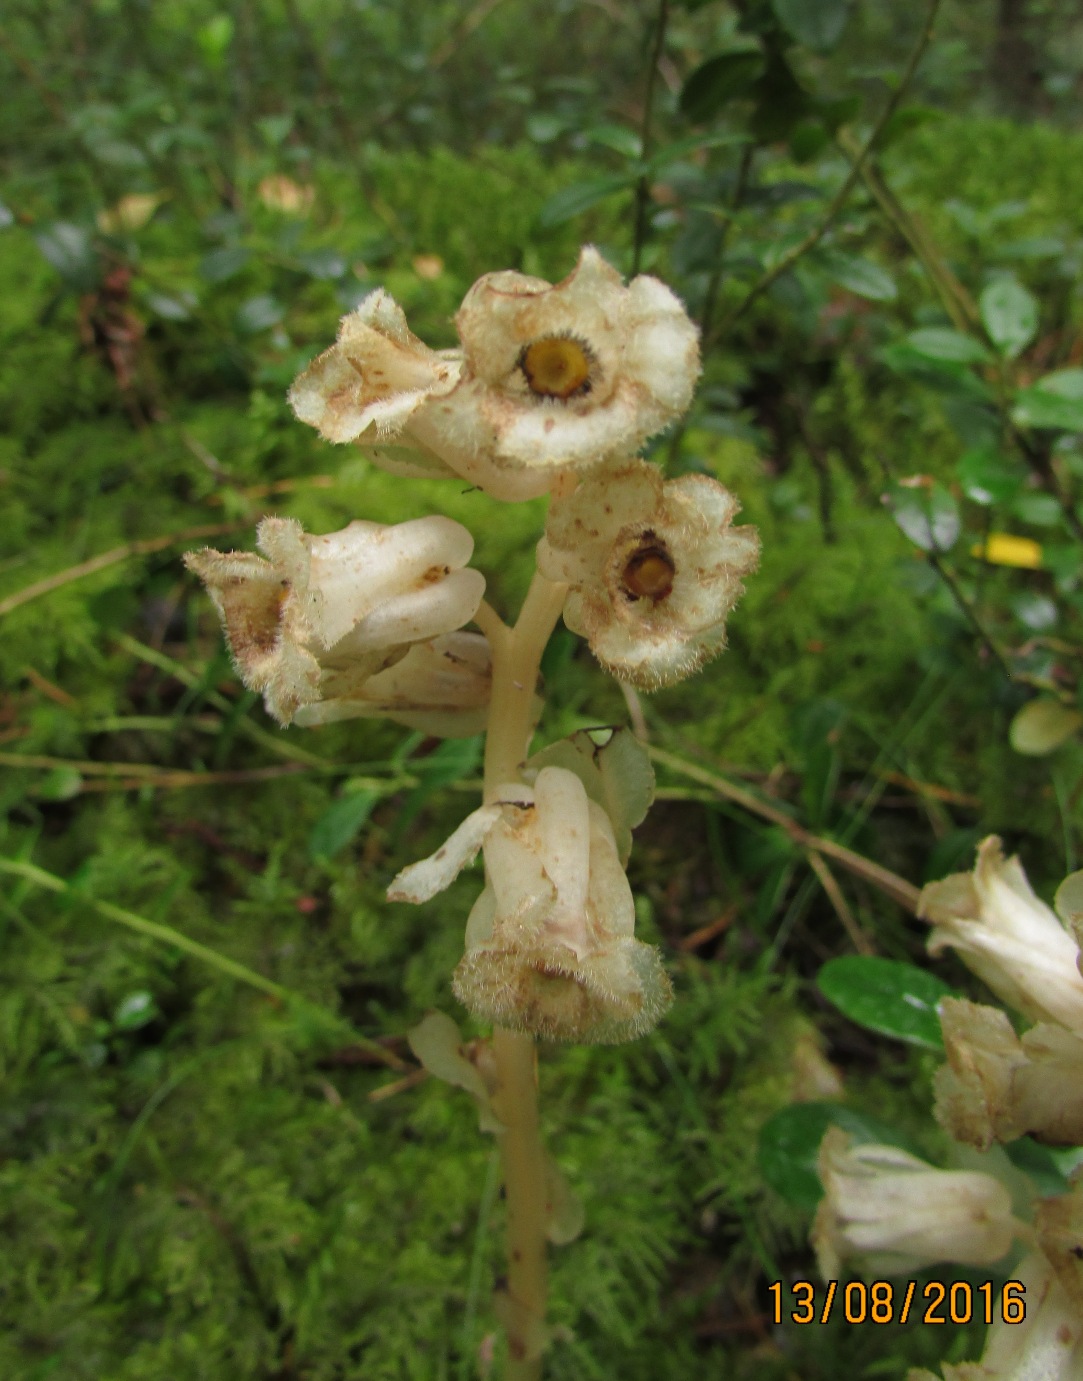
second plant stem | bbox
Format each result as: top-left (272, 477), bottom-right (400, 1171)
top-left (478, 566), bottom-right (568, 1380)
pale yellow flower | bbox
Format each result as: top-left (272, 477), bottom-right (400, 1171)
top-left (536, 457), bottom-right (759, 688)
top-left (934, 997), bottom-right (1083, 1150)
top-left (185, 515), bottom-right (484, 726)
top-left (294, 631), bottom-right (491, 738)
top-left (388, 765), bottom-right (671, 1043)
top-left (908, 1252), bottom-right (1083, 1381)
top-left (404, 246), bottom-right (700, 501)
top-left (813, 1128), bottom-right (1019, 1281)
top-left (288, 289), bottom-right (463, 480)
top-left (920, 836), bottom-right (1083, 1033)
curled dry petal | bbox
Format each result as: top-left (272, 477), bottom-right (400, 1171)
top-left (935, 997), bottom-right (1083, 1150)
top-left (920, 836), bottom-right (1083, 1033)
top-left (288, 289), bottom-right (460, 453)
top-left (537, 457), bottom-right (759, 689)
top-left (185, 514), bottom-right (484, 726)
top-left (812, 1127), bottom-right (1018, 1282)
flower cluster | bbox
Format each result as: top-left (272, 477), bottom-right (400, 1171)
top-left (186, 246), bottom-right (759, 1045)
top-left (920, 837), bottom-right (1083, 1150)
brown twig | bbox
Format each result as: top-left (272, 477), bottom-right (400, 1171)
top-left (648, 746), bottom-right (922, 915)
top-left (804, 849), bottom-right (875, 954)
top-left (0, 522), bottom-right (246, 618)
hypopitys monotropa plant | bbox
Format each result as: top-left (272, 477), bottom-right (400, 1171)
top-left (186, 246), bottom-right (758, 1378)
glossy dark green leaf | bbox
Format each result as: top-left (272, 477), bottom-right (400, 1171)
top-left (1013, 371), bottom-right (1083, 430)
top-left (906, 327), bottom-right (990, 365)
top-left (818, 956), bottom-right (957, 1049)
top-left (536, 176), bottom-right (636, 228)
top-left (957, 447), bottom-right (1023, 506)
top-left (679, 46), bottom-right (766, 123)
top-left (113, 990), bottom-right (159, 1031)
top-left (887, 482), bottom-right (960, 553)
top-left (758, 1102), bottom-right (917, 1210)
top-left (771, 0), bottom-right (850, 52)
top-left (308, 789), bottom-right (380, 861)
top-left (980, 278), bottom-right (1039, 359)
top-left (819, 250), bottom-right (897, 302)
top-left (35, 222), bottom-right (99, 291)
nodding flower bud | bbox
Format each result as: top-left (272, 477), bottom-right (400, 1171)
top-left (387, 765), bottom-right (671, 1043)
top-left (288, 289), bottom-right (463, 482)
top-left (920, 836), bottom-right (1083, 1034)
top-left (293, 630), bottom-right (491, 738)
top-left (812, 1128), bottom-right (1020, 1282)
top-left (185, 514), bottom-right (484, 726)
top-left (537, 457), bottom-right (759, 689)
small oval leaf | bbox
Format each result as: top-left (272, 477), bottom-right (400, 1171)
top-left (980, 277), bottom-right (1039, 359)
top-left (818, 955), bottom-right (957, 1049)
top-left (1009, 698), bottom-right (1083, 756)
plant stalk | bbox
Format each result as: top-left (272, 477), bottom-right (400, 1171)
top-left (481, 567), bottom-right (567, 1378)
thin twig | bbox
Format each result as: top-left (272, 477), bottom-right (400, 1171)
top-left (927, 552), bottom-right (1015, 681)
top-left (0, 523), bottom-right (245, 618)
top-left (631, 0), bottom-right (670, 276)
top-left (804, 849), bottom-right (875, 954)
top-left (647, 746), bottom-right (922, 914)
top-left (713, 0), bottom-right (943, 340)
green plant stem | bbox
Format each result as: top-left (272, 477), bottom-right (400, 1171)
top-left (713, 0), bottom-right (943, 340)
top-left (927, 552), bottom-right (1015, 681)
top-left (481, 566), bottom-right (567, 1379)
top-left (631, 0), bottom-right (670, 277)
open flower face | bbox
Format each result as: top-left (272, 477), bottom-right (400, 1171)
top-left (537, 457), bottom-right (759, 688)
top-left (388, 765), bottom-right (672, 1043)
top-left (920, 836), bottom-right (1083, 1033)
top-left (288, 289), bottom-right (463, 480)
top-left (812, 1128), bottom-right (1018, 1282)
top-left (403, 247), bottom-right (700, 502)
top-left (185, 515), bottom-right (484, 726)
top-left (294, 631), bottom-right (491, 737)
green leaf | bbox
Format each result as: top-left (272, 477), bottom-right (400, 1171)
top-left (113, 990), bottom-right (160, 1032)
top-left (957, 447), bottom-right (1023, 506)
top-left (887, 482), bottom-right (960, 553)
top-left (297, 249), bottom-right (347, 280)
top-left (536, 176), bottom-right (635, 228)
top-left (771, 0), bottom-right (851, 52)
top-left (980, 278), bottom-right (1039, 359)
top-left (906, 327), bottom-right (991, 365)
top-left (392, 737), bottom-right (484, 845)
top-left (145, 289), bottom-right (197, 321)
top-left (38, 767), bottom-right (84, 801)
top-left (583, 122), bottom-right (642, 160)
top-left (1009, 698), bottom-right (1083, 756)
top-left (308, 790), bottom-right (380, 861)
top-left (818, 955), bottom-right (957, 1049)
top-left (1012, 387), bottom-right (1083, 432)
top-left (758, 1102), bottom-right (917, 1210)
top-left (678, 46), bottom-right (766, 123)
top-left (35, 222), bottom-right (99, 291)
top-left (819, 250), bottom-right (897, 302)
top-left (199, 245), bottom-right (251, 283)
top-left (235, 294), bottom-right (285, 333)
top-left (197, 13), bottom-right (234, 66)
top-left (1003, 1137), bottom-right (1071, 1196)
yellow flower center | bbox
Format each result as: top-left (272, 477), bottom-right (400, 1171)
top-left (621, 544), bottom-right (675, 602)
top-left (519, 336), bottom-right (593, 399)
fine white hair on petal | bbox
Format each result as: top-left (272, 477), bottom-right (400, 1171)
top-left (387, 804), bottom-right (504, 904)
top-left (538, 456), bottom-right (759, 690)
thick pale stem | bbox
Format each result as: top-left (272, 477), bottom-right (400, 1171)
top-left (482, 565), bottom-right (567, 1379)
